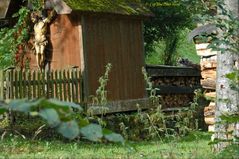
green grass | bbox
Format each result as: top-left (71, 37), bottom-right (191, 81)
top-left (146, 28), bottom-right (200, 65)
top-left (0, 132), bottom-right (215, 159)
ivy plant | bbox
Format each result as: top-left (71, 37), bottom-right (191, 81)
top-left (0, 7), bottom-right (30, 69)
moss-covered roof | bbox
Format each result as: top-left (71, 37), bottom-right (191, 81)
top-left (64, 0), bottom-right (151, 16)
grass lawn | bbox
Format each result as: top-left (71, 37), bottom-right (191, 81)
top-left (0, 132), bottom-right (215, 159)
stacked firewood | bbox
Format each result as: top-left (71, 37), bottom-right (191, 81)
top-left (152, 76), bottom-right (200, 87)
top-left (195, 42), bottom-right (217, 132)
top-left (160, 94), bottom-right (194, 108)
top-left (151, 76), bottom-right (200, 108)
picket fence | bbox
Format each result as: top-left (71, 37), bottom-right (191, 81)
top-left (0, 69), bottom-right (82, 103)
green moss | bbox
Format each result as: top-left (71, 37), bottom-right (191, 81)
top-left (64, 0), bottom-right (150, 15)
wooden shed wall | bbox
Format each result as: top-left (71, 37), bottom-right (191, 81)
top-left (82, 15), bottom-right (146, 101)
top-left (27, 14), bottom-right (82, 70)
top-left (49, 14), bottom-right (82, 70)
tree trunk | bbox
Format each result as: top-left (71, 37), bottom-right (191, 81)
top-left (163, 34), bottom-right (178, 65)
top-left (214, 0), bottom-right (239, 152)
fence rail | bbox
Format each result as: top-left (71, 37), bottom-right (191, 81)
top-left (0, 69), bottom-right (82, 103)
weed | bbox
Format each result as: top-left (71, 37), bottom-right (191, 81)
top-left (87, 63), bottom-right (112, 117)
top-left (106, 76), bottom-right (205, 141)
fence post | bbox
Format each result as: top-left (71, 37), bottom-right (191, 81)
top-left (0, 70), bottom-right (4, 100)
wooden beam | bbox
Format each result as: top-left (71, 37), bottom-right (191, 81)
top-left (0, 70), bottom-right (4, 100)
top-left (81, 15), bottom-right (89, 102)
top-left (86, 98), bottom-right (153, 115)
top-left (146, 65), bottom-right (201, 77)
top-left (154, 85), bottom-right (202, 94)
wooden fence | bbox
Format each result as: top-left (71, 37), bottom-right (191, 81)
top-left (0, 69), bottom-right (82, 103)
top-left (0, 65), bottom-right (202, 113)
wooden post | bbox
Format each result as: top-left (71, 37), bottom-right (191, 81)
top-left (0, 70), bottom-right (4, 100)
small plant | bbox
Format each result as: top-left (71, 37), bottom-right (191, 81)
top-left (87, 63), bottom-right (112, 117)
top-left (142, 67), bottom-right (160, 107)
top-left (93, 63), bottom-right (112, 105)
top-left (0, 98), bottom-right (124, 144)
top-left (106, 68), bottom-right (203, 141)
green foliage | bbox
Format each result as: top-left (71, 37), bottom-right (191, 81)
top-left (142, 0), bottom-right (204, 60)
top-left (28, 0), bottom-right (44, 11)
top-left (103, 128), bottom-right (125, 143)
top-left (64, 0), bottom-right (150, 15)
top-left (217, 144), bottom-right (239, 159)
top-left (88, 63), bottom-right (112, 118)
top-left (58, 120), bottom-right (79, 140)
top-left (0, 7), bottom-right (30, 69)
top-left (104, 71), bottom-right (203, 141)
top-left (145, 27), bottom-right (199, 66)
top-left (39, 109), bottom-right (61, 127)
top-left (220, 114), bottom-right (239, 124)
top-left (200, 0), bottom-right (239, 55)
top-left (106, 104), bottom-right (201, 141)
top-left (80, 124), bottom-right (103, 142)
top-left (94, 63), bottom-right (112, 105)
top-left (142, 67), bottom-right (159, 100)
top-left (199, 0), bottom-right (239, 152)
top-left (226, 70), bottom-right (239, 92)
top-left (0, 98), bottom-right (124, 144)
top-left (0, 132), bottom-right (214, 158)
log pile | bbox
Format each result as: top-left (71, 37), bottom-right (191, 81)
top-left (195, 42), bottom-right (217, 132)
top-left (151, 76), bottom-right (201, 108)
top-left (160, 94), bottom-right (194, 108)
top-left (146, 65), bottom-right (201, 108)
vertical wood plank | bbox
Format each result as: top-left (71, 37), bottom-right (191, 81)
top-left (81, 15), bottom-right (89, 101)
top-left (74, 69), bottom-right (79, 103)
top-left (22, 71), bottom-right (26, 98)
top-left (14, 71), bottom-right (18, 99)
top-left (71, 69), bottom-right (75, 102)
top-left (42, 71), bottom-right (46, 98)
top-left (27, 71), bottom-right (31, 99)
top-left (5, 71), bottom-right (10, 99)
top-left (67, 70), bottom-right (71, 102)
top-left (46, 70), bottom-right (50, 98)
top-left (9, 71), bottom-right (14, 99)
top-left (37, 71), bottom-right (41, 97)
top-left (54, 70), bottom-right (58, 99)
top-left (13, 70), bottom-right (18, 99)
top-left (33, 71), bottom-right (36, 98)
top-left (59, 70), bottom-right (63, 100)
top-left (50, 71), bottom-right (54, 98)
top-left (18, 70), bottom-right (23, 98)
top-left (63, 70), bottom-right (67, 101)
top-left (80, 70), bottom-right (84, 103)
top-left (0, 70), bottom-right (4, 100)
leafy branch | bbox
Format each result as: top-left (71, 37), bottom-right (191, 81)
top-left (0, 98), bottom-right (124, 144)
top-left (0, 7), bottom-right (30, 69)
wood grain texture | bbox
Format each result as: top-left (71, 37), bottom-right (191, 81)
top-left (82, 15), bottom-right (146, 101)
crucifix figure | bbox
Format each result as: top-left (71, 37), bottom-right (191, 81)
top-left (31, 10), bottom-right (55, 70)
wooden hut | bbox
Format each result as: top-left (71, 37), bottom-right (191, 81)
top-left (24, 0), bottom-right (151, 106)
